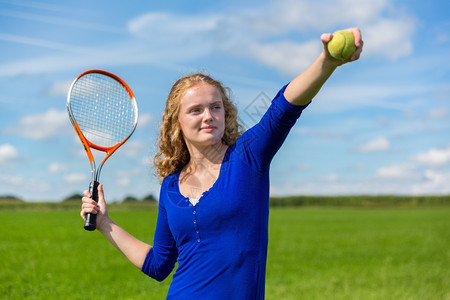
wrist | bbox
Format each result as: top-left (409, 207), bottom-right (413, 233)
top-left (97, 216), bottom-right (114, 234)
top-left (319, 52), bottom-right (340, 71)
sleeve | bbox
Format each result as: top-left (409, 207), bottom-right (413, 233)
top-left (236, 83), bottom-right (309, 173)
top-left (141, 180), bottom-right (178, 281)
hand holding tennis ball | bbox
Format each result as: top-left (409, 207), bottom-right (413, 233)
top-left (327, 30), bottom-right (357, 60)
top-left (321, 28), bottom-right (363, 65)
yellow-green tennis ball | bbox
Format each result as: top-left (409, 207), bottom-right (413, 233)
top-left (327, 30), bottom-right (356, 60)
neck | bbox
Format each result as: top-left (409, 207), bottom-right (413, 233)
top-left (185, 142), bottom-right (227, 172)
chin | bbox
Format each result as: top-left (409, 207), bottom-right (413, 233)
top-left (197, 137), bottom-right (224, 148)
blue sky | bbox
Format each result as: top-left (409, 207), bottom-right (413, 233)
top-left (0, 0), bottom-right (449, 201)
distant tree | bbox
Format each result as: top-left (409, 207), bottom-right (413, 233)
top-left (123, 196), bottom-right (139, 203)
top-left (63, 193), bottom-right (83, 202)
top-left (142, 194), bottom-right (157, 203)
top-left (0, 195), bottom-right (23, 202)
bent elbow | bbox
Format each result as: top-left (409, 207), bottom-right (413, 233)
top-left (141, 248), bottom-right (177, 282)
top-left (152, 271), bottom-right (171, 282)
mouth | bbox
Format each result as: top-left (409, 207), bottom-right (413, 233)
top-left (200, 126), bottom-right (216, 132)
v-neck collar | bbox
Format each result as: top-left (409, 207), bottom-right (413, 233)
top-left (175, 145), bottom-right (232, 203)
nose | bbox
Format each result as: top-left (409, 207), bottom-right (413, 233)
top-left (203, 108), bottom-right (213, 121)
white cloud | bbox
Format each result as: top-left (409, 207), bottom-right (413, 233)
top-left (436, 34), bottom-right (448, 44)
top-left (0, 0), bottom-right (417, 78)
top-left (294, 127), bottom-right (345, 138)
top-left (308, 82), bottom-right (440, 115)
top-left (0, 10), bottom-right (122, 34)
top-left (272, 165), bottom-right (450, 196)
top-left (318, 173), bottom-right (339, 183)
top-left (140, 156), bottom-right (152, 167)
top-left (0, 173), bottom-right (24, 185)
top-left (63, 173), bottom-right (87, 184)
top-left (5, 109), bottom-right (71, 140)
top-left (47, 80), bottom-right (73, 97)
top-left (372, 146), bottom-right (450, 194)
top-left (116, 176), bottom-right (131, 188)
top-left (128, 12), bottom-right (218, 40)
top-left (0, 33), bottom-right (92, 54)
top-left (0, 173), bottom-right (51, 200)
top-left (138, 113), bottom-right (154, 127)
top-left (375, 164), bottom-right (414, 180)
top-left (363, 17), bottom-right (415, 60)
top-left (271, 146), bottom-right (450, 196)
top-left (412, 170), bottom-right (450, 195)
top-left (248, 40), bottom-right (321, 76)
top-left (48, 162), bottom-right (69, 173)
top-left (237, 0), bottom-right (416, 75)
top-left (354, 136), bottom-right (390, 152)
top-left (413, 146), bottom-right (450, 166)
top-left (121, 0), bottom-right (417, 77)
top-left (427, 107), bottom-right (448, 119)
top-left (0, 144), bottom-right (19, 164)
top-left (126, 12), bottom-right (217, 62)
top-left (247, 0), bottom-right (389, 35)
top-left (116, 140), bottom-right (148, 157)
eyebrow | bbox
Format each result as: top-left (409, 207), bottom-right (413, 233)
top-left (210, 100), bottom-right (223, 106)
top-left (184, 100), bottom-right (223, 109)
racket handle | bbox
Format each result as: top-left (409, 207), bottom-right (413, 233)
top-left (84, 181), bottom-right (99, 231)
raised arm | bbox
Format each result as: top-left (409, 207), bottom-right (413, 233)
top-left (284, 28), bottom-right (363, 106)
top-left (81, 184), bottom-right (151, 269)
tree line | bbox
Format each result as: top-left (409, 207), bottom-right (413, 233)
top-left (61, 193), bottom-right (158, 203)
top-left (2, 194), bottom-right (449, 207)
top-left (0, 194), bottom-right (158, 203)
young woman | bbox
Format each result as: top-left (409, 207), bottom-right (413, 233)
top-left (81, 28), bottom-right (363, 299)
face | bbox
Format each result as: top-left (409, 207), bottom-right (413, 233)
top-left (178, 82), bottom-right (225, 149)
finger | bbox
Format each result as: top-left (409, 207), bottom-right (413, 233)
top-left (320, 33), bottom-right (335, 60)
top-left (353, 28), bottom-right (362, 47)
top-left (81, 201), bottom-right (99, 209)
top-left (81, 203), bottom-right (99, 215)
top-left (351, 40), bottom-right (363, 61)
top-left (82, 196), bottom-right (96, 204)
top-left (320, 33), bottom-right (333, 44)
top-left (80, 202), bottom-right (99, 218)
top-left (83, 189), bottom-right (91, 198)
top-left (351, 38), bottom-right (363, 61)
top-left (97, 184), bottom-right (105, 205)
top-left (341, 28), bottom-right (363, 61)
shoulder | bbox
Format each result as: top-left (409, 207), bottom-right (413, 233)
top-left (271, 84), bottom-right (310, 119)
top-left (161, 171), bottom-right (180, 191)
top-left (158, 172), bottom-right (180, 208)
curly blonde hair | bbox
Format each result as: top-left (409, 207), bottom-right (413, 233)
top-left (154, 73), bottom-right (243, 181)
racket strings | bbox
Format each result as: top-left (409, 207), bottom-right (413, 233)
top-left (69, 73), bottom-right (137, 148)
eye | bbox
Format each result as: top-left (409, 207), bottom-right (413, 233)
top-left (189, 107), bottom-right (202, 114)
top-left (211, 103), bottom-right (223, 111)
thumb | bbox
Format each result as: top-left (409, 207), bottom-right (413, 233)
top-left (321, 33), bottom-right (333, 45)
top-left (97, 183), bottom-right (106, 205)
top-left (320, 33), bottom-right (333, 57)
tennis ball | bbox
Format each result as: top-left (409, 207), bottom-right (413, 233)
top-left (327, 30), bottom-right (356, 60)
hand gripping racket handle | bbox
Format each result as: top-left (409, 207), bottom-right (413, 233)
top-left (84, 181), bottom-right (99, 231)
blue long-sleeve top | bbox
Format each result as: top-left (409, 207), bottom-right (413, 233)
top-left (141, 84), bottom-right (308, 299)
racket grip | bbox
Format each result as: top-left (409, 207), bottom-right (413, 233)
top-left (84, 181), bottom-right (99, 231)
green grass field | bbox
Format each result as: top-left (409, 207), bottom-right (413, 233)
top-left (1, 207), bottom-right (448, 299)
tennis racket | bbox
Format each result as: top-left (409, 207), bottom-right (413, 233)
top-left (67, 69), bottom-right (138, 231)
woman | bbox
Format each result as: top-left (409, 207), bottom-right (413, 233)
top-left (81, 28), bottom-right (363, 299)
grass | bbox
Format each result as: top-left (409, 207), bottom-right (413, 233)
top-left (0, 207), bottom-right (448, 299)
top-left (267, 208), bottom-right (449, 299)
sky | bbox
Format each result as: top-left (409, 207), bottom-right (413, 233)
top-left (0, 0), bottom-right (449, 202)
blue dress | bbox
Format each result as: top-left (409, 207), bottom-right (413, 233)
top-left (142, 84), bottom-right (308, 299)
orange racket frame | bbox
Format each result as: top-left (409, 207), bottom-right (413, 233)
top-left (67, 69), bottom-right (138, 230)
